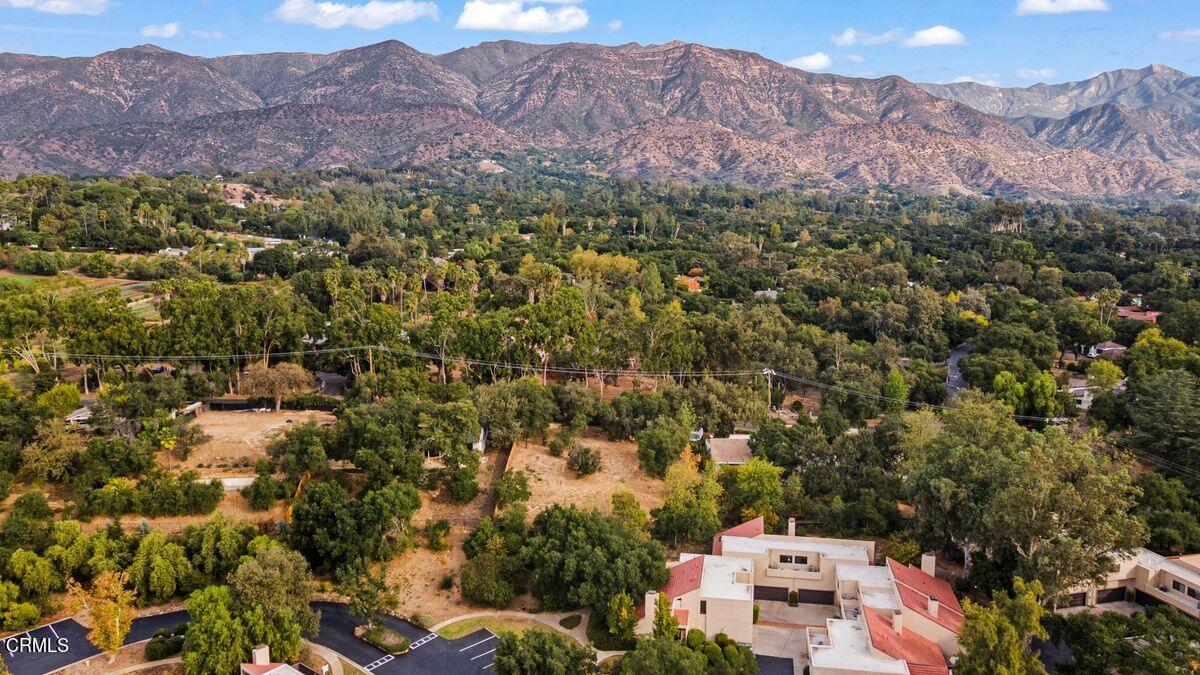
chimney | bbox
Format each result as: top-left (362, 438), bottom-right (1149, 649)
top-left (920, 553), bottom-right (937, 577)
top-left (892, 611), bottom-right (904, 634)
top-left (251, 645), bottom-right (271, 666)
top-left (928, 596), bottom-right (940, 618)
top-left (788, 517), bottom-right (796, 537)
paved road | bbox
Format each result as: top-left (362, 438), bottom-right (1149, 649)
top-left (945, 343), bottom-right (974, 399)
top-left (5, 602), bottom-right (498, 675)
top-left (1, 610), bottom-right (189, 675)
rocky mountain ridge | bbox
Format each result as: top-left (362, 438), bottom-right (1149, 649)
top-left (0, 40), bottom-right (1194, 197)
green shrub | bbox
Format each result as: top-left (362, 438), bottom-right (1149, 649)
top-left (559, 614), bottom-right (582, 630)
top-left (702, 642), bottom-right (725, 664)
top-left (460, 553), bottom-right (515, 609)
top-left (753, 602), bottom-right (760, 624)
top-left (714, 632), bottom-right (733, 649)
top-left (495, 471), bottom-right (531, 507)
top-left (1, 603), bottom-right (40, 630)
top-left (242, 473), bottom-right (283, 511)
top-left (144, 634), bottom-right (185, 660)
top-left (425, 520), bottom-right (451, 551)
top-left (686, 629), bottom-right (706, 650)
top-left (787, 590), bottom-right (798, 607)
top-left (567, 442), bottom-right (601, 476)
top-left (411, 613), bottom-right (434, 629)
top-left (448, 469), bottom-right (479, 504)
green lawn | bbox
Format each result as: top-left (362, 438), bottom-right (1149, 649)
top-left (436, 616), bottom-right (550, 640)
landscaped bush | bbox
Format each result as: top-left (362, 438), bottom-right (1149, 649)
top-left (144, 633), bottom-right (185, 660)
top-left (559, 614), bottom-right (582, 630)
top-left (357, 625), bottom-right (410, 655)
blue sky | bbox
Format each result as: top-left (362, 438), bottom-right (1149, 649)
top-left (0, 0), bottom-right (1197, 86)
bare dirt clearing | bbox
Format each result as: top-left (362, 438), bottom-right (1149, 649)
top-left (171, 410), bottom-right (335, 476)
top-left (506, 425), bottom-right (667, 515)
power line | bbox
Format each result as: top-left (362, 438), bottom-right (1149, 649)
top-left (60, 344), bottom-right (1069, 424)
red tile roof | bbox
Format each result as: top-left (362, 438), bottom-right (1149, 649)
top-left (712, 517), bottom-right (765, 555)
top-left (674, 609), bottom-right (690, 625)
top-left (864, 607), bottom-right (949, 675)
top-left (636, 555), bottom-right (706, 619)
top-left (1117, 307), bottom-right (1162, 323)
top-left (887, 558), bottom-right (965, 635)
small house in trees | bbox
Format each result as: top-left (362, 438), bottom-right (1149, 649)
top-left (635, 553), bottom-right (756, 645)
top-left (706, 434), bottom-right (752, 466)
top-left (1087, 341), bottom-right (1127, 360)
top-left (1117, 306), bottom-right (1163, 323)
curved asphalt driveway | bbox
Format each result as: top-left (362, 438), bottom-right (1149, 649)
top-left (310, 602), bottom-right (496, 673)
top-left (945, 343), bottom-right (974, 399)
top-left (3, 603), bottom-right (495, 675)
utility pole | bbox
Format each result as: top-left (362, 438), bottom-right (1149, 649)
top-left (763, 368), bottom-right (774, 413)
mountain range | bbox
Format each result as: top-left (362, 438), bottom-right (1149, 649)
top-left (0, 40), bottom-right (1196, 197)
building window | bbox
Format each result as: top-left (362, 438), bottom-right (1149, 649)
top-left (1190, 587), bottom-right (1199, 600)
top-left (700, 601), bottom-right (707, 615)
top-left (779, 555), bottom-right (793, 564)
top-left (1173, 580), bottom-right (1186, 594)
top-left (796, 556), bottom-right (809, 565)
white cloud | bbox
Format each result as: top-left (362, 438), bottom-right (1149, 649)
top-left (830, 27), bottom-right (902, 47)
top-left (607, 19), bottom-right (622, 31)
top-left (1016, 0), bottom-right (1109, 15)
top-left (902, 25), bottom-right (966, 47)
top-left (141, 22), bottom-right (181, 38)
top-left (842, 53), bottom-right (864, 63)
top-left (1017, 67), bottom-right (1057, 80)
top-left (786, 52), bottom-right (833, 71)
top-left (1160, 28), bottom-right (1200, 42)
top-left (456, 0), bottom-right (588, 33)
top-left (0, 0), bottom-right (109, 14)
top-left (190, 28), bottom-right (225, 39)
top-left (272, 0), bottom-right (439, 30)
top-left (951, 74), bottom-right (1001, 86)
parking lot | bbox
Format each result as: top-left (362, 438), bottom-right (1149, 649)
top-left (310, 602), bottom-right (497, 673)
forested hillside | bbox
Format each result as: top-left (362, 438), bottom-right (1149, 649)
top-left (2, 166), bottom-right (1200, 671)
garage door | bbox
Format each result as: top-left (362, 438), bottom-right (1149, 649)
top-left (1135, 590), bottom-right (1164, 608)
top-left (754, 586), bottom-right (789, 602)
top-left (1096, 587), bottom-right (1126, 604)
top-left (1062, 592), bottom-right (1087, 608)
top-left (796, 590), bottom-right (836, 605)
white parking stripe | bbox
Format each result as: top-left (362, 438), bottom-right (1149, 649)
top-left (460, 634), bottom-right (497, 652)
top-left (470, 648), bottom-right (496, 661)
top-left (47, 624), bottom-right (60, 640)
top-left (481, 665), bottom-right (493, 671)
top-left (365, 654), bottom-right (395, 671)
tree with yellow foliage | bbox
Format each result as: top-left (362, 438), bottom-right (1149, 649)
top-left (66, 571), bottom-right (135, 661)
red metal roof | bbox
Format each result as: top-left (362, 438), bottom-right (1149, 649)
top-left (886, 558), bottom-right (965, 635)
top-left (712, 517), bottom-right (764, 555)
top-left (864, 606), bottom-right (949, 675)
